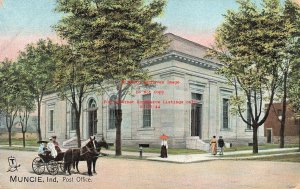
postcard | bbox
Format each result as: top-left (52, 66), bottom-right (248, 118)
top-left (0, 0), bottom-right (300, 189)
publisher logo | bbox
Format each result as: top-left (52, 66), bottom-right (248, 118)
top-left (7, 156), bottom-right (21, 172)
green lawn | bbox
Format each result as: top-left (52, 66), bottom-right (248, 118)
top-left (249, 154), bottom-right (300, 163)
top-left (110, 146), bottom-right (206, 154)
top-left (0, 146), bottom-right (37, 151)
top-left (225, 143), bottom-right (299, 152)
top-left (0, 138), bottom-right (38, 146)
top-left (224, 149), bottom-right (299, 157)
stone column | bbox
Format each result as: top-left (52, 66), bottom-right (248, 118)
top-left (208, 80), bottom-right (218, 138)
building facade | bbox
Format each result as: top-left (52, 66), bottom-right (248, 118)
top-left (40, 33), bottom-right (265, 149)
top-left (264, 103), bottom-right (300, 144)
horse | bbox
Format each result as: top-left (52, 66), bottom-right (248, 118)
top-left (73, 138), bottom-right (109, 174)
top-left (63, 136), bottom-right (98, 176)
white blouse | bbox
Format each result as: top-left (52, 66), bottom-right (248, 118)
top-left (161, 140), bottom-right (168, 149)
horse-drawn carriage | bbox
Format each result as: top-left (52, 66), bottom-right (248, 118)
top-left (32, 137), bottom-right (108, 176)
top-left (32, 140), bottom-right (64, 175)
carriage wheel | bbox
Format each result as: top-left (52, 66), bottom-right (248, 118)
top-left (46, 160), bottom-right (59, 175)
top-left (59, 161), bottom-right (65, 172)
top-left (32, 157), bottom-right (45, 175)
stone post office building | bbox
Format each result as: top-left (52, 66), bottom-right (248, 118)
top-left (40, 33), bottom-right (265, 150)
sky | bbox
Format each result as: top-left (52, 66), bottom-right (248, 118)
top-left (0, 0), bottom-right (298, 61)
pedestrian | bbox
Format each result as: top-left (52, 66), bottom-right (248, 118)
top-left (210, 136), bottom-right (217, 155)
top-left (218, 136), bottom-right (225, 155)
top-left (160, 134), bottom-right (168, 158)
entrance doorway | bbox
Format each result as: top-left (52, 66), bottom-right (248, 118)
top-left (88, 99), bottom-right (98, 137)
top-left (191, 93), bottom-right (202, 138)
top-left (266, 129), bottom-right (272, 143)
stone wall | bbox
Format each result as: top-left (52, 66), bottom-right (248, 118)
top-left (271, 136), bottom-right (299, 144)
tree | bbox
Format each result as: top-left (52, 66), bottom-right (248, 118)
top-left (0, 60), bottom-right (22, 146)
top-left (16, 62), bottom-right (36, 147)
top-left (288, 60), bottom-right (300, 151)
top-left (208, 0), bottom-right (295, 153)
top-left (270, 0), bottom-right (300, 148)
top-left (17, 39), bottom-right (59, 141)
top-left (54, 44), bottom-right (95, 147)
top-left (54, 0), bottom-right (168, 155)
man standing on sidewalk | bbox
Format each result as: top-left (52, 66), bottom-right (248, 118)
top-left (218, 136), bottom-right (225, 155)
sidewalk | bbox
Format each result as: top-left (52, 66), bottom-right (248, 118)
top-left (1, 145), bottom-right (299, 163)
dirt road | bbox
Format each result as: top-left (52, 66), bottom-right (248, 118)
top-left (0, 150), bottom-right (299, 189)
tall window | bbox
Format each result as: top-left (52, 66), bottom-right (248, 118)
top-left (71, 106), bottom-right (76, 130)
top-left (109, 95), bottom-right (116, 129)
top-left (222, 99), bottom-right (229, 129)
top-left (88, 99), bottom-right (97, 135)
top-left (192, 93), bottom-right (202, 102)
top-left (246, 103), bottom-right (252, 130)
top-left (191, 93), bottom-right (202, 137)
top-left (49, 110), bottom-right (54, 131)
top-left (143, 94), bottom-right (151, 128)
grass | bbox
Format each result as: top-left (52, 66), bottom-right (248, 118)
top-left (110, 144), bottom-right (299, 155)
top-left (0, 138), bottom-right (38, 146)
top-left (224, 149), bottom-right (299, 157)
top-left (0, 146), bottom-right (37, 151)
top-left (249, 154), bottom-right (300, 163)
top-left (225, 143), bottom-right (299, 152)
top-left (109, 146), bottom-right (206, 154)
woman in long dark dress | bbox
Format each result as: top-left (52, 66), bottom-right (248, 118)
top-left (160, 139), bottom-right (168, 158)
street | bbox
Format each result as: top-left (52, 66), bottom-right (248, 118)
top-left (0, 150), bottom-right (299, 189)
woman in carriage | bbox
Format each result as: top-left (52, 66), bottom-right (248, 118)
top-left (47, 137), bottom-right (58, 158)
top-left (37, 140), bottom-right (51, 161)
top-left (37, 137), bottom-right (59, 160)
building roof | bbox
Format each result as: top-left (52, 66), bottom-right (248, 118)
top-left (142, 33), bottom-right (222, 69)
top-left (165, 33), bottom-right (210, 60)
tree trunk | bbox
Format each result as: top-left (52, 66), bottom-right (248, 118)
top-left (115, 109), bottom-right (122, 156)
top-left (252, 125), bottom-right (258, 154)
top-left (75, 114), bottom-right (81, 148)
top-left (8, 128), bottom-right (12, 147)
top-left (280, 71), bottom-right (288, 148)
top-left (37, 100), bottom-right (42, 141)
top-left (22, 132), bottom-right (26, 148)
top-left (298, 120), bottom-right (300, 152)
top-left (115, 89), bottom-right (123, 156)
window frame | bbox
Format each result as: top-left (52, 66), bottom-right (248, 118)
top-left (142, 94), bottom-right (152, 128)
top-left (222, 98), bottom-right (229, 129)
top-left (49, 109), bottom-right (54, 132)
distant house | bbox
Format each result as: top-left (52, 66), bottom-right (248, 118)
top-left (264, 103), bottom-right (300, 144)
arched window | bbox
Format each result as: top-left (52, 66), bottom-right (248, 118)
top-left (88, 99), bottom-right (98, 136)
top-left (89, 99), bottom-right (97, 109)
top-left (71, 105), bottom-right (76, 130)
top-left (109, 95), bottom-right (117, 129)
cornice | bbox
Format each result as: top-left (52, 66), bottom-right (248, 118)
top-left (141, 50), bottom-right (222, 71)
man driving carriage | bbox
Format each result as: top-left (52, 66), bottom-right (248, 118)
top-left (51, 135), bottom-right (62, 153)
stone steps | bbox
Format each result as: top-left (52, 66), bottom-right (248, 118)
top-left (186, 136), bottom-right (210, 151)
